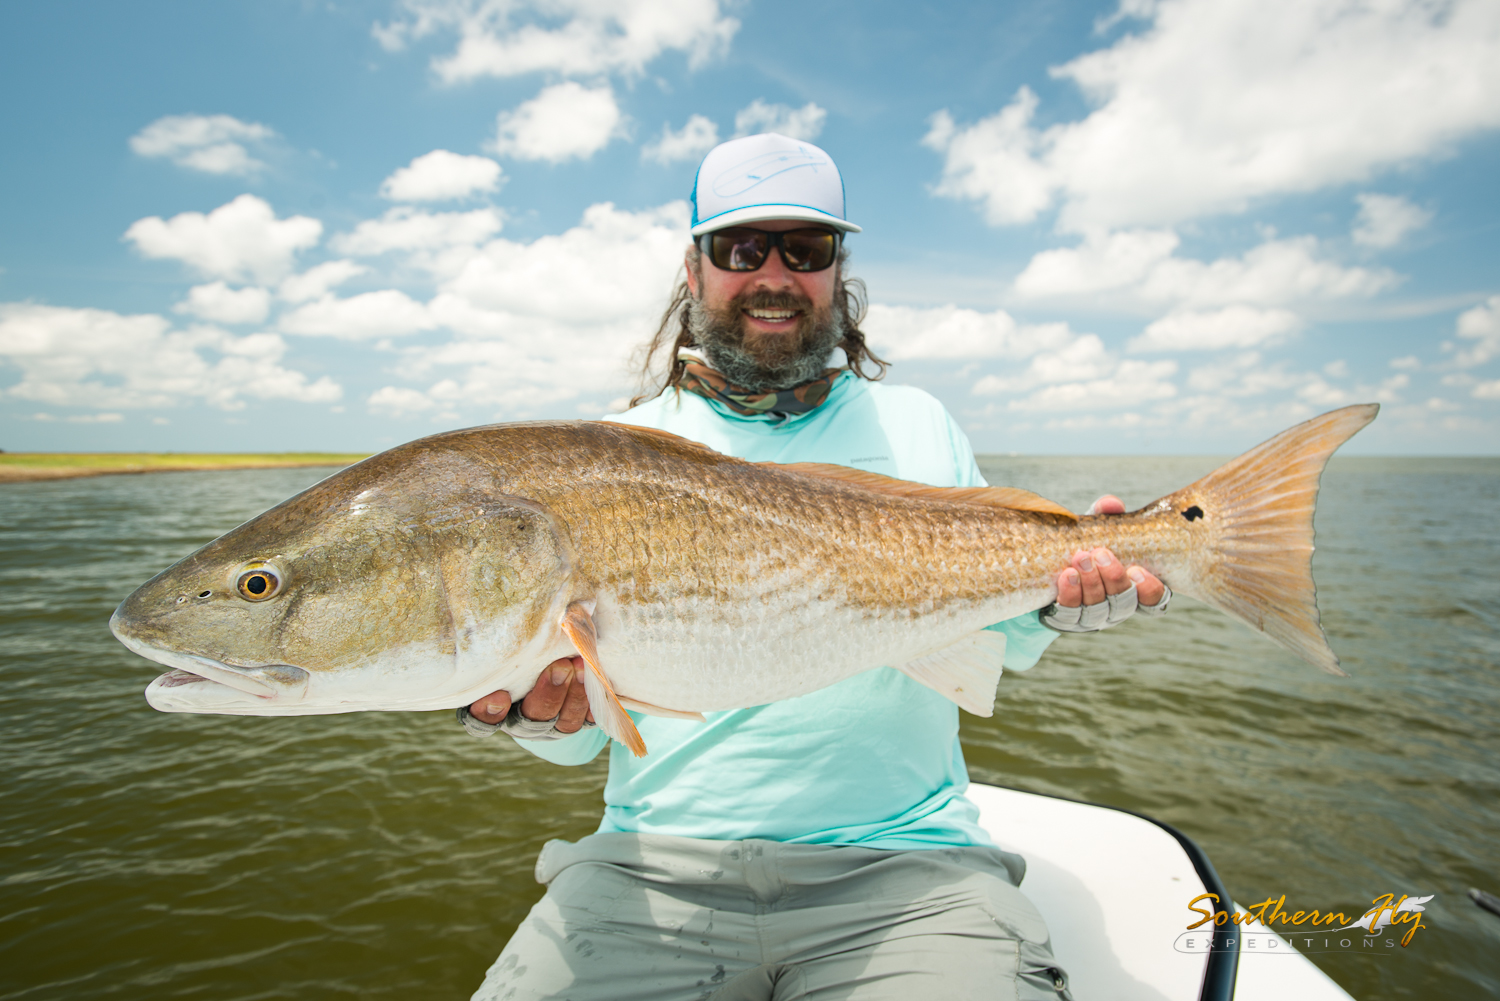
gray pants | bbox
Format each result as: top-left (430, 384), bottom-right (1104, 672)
top-left (473, 833), bottom-right (1072, 1001)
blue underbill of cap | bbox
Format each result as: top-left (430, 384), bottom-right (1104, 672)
top-left (690, 202), bottom-right (862, 237)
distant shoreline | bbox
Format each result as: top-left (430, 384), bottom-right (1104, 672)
top-left (0, 454), bottom-right (369, 484)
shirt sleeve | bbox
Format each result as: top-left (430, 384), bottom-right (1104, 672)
top-left (983, 613), bottom-right (1058, 671)
top-left (511, 726), bottom-right (611, 765)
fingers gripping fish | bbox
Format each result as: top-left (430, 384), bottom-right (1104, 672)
top-left (110, 404), bottom-right (1380, 756)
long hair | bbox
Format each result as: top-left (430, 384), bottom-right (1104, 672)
top-left (629, 245), bottom-right (889, 407)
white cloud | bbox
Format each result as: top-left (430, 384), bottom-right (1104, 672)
top-left (732, 100), bottom-right (827, 141)
top-left (279, 291), bottom-right (436, 340)
top-left (1453, 295), bottom-right (1500, 367)
top-left (173, 282), bottom-right (271, 325)
top-left (1014, 230), bottom-right (1397, 308)
top-left (124, 195), bottom-right (322, 284)
top-left (368, 385), bottom-right (440, 416)
top-left (642, 114), bottom-right (719, 164)
top-left (374, 0), bottom-right (738, 82)
top-left (1130, 305), bottom-right (1302, 352)
top-left (1474, 380), bottom-right (1500, 400)
top-left (0, 303), bottom-right (340, 411)
top-left (333, 206), bottom-right (502, 257)
top-left (380, 149), bottom-right (503, 201)
top-left (1005, 359), bottom-right (1179, 412)
top-left (369, 201), bottom-right (690, 416)
top-left (1013, 229), bottom-right (1180, 298)
top-left (491, 82), bottom-right (623, 163)
top-left (129, 114), bottom-right (275, 175)
top-left (28, 411), bottom-right (127, 424)
top-left (863, 301), bottom-right (1177, 415)
top-left (1352, 193), bottom-right (1433, 248)
top-left (279, 260), bottom-right (368, 303)
top-left (924, 0), bottom-right (1500, 232)
top-left (1184, 351), bottom-right (1408, 408)
top-left (863, 304), bottom-right (1074, 361)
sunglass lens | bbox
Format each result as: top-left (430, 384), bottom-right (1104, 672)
top-left (781, 229), bottom-right (837, 271)
top-left (710, 230), bottom-right (769, 271)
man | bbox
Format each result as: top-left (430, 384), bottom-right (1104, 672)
top-left (463, 133), bottom-right (1168, 1000)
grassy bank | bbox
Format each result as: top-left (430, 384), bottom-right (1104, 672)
top-left (0, 452), bottom-right (369, 483)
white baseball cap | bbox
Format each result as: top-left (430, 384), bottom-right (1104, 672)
top-left (689, 133), bottom-right (861, 237)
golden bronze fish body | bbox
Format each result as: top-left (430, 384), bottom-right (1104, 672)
top-left (111, 405), bottom-right (1377, 753)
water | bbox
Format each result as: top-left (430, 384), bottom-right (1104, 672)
top-left (1, 459), bottom-right (1497, 999)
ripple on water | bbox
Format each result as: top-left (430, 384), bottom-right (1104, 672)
top-left (2, 459), bottom-right (1498, 1000)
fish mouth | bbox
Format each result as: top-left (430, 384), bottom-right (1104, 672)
top-left (112, 626), bottom-right (311, 710)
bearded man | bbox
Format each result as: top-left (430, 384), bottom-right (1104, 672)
top-left (462, 133), bottom-right (1168, 1001)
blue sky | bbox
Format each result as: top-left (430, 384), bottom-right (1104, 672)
top-left (2, 0), bottom-right (1498, 455)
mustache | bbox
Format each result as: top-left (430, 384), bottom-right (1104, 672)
top-left (733, 289), bottom-right (815, 313)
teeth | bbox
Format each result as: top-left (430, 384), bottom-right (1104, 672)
top-left (747, 309), bottom-right (797, 320)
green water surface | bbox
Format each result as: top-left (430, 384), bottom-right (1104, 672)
top-left (1, 457), bottom-right (1496, 999)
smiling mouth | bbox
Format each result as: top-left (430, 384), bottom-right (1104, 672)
top-left (744, 308), bottom-right (802, 322)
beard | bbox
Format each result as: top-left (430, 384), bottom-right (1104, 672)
top-left (688, 287), bottom-right (846, 391)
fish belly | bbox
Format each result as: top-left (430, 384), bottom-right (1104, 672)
top-left (590, 585), bottom-right (1053, 713)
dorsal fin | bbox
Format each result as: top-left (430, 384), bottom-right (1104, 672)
top-left (591, 423), bottom-right (1076, 520)
top-left (775, 462), bottom-right (1077, 520)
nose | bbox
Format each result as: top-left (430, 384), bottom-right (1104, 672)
top-left (751, 244), bottom-right (797, 291)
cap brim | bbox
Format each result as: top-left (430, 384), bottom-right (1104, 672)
top-left (691, 204), bottom-right (861, 236)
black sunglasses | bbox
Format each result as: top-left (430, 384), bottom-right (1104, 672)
top-left (699, 227), bottom-right (841, 273)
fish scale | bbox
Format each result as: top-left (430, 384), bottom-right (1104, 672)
top-left (110, 405), bottom-right (1378, 756)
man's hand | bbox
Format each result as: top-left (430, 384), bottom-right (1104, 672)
top-left (1053, 494), bottom-right (1166, 612)
top-left (468, 656), bottom-right (595, 733)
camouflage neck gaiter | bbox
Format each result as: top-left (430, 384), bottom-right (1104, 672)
top-left (676, 356), bottom-right (842, 418)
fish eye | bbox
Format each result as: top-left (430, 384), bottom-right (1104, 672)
top-left (234, 563), bottom-right (283, 602)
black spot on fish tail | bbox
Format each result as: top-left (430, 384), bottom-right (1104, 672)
top-left (1181, 505), bottom-right (1204, 521)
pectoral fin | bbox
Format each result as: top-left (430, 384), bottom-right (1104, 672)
top-left (895, 630), bottom-right (1006, 717)
top-left (559, 601), bottom-right (648, 757)
top-left (616, 696), bottom-right (707, 722)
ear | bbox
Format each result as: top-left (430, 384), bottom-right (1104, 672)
top-left (684, 249), bottom-right (700, 298)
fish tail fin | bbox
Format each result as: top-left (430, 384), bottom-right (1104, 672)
top-left (1164, 404), bottom-right (1378, 675)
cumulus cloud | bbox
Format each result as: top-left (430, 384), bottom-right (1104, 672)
top-left (373, 0), bottom-right (738, 82)
top-left (1185, 351), bottom-right (1408, 408)
top-left (173, 282), bottom-right (272, 325)
top-left (491, 82), bottom-right (623, 163)
top-left (1130, 305), bottom-right (1303, 352)
top-left (380, 149), bottom-right (503, 201)
top-left (124, 194), bottom-right (322, 284)
top-left (863, 304), bottom-right (1074, 361)
top-left (368, 385), bottom-right (441, 417)
top-left (333, 206), bottom-right (502, 256)
top-left (129, 114), bottom-right (275, 175)
top-left (642, 114), bottom-right (719, 164)
top-left (1352, 193), bottom-right (1433, 248)
top-left (279, 290), bottom-right (435, 339)
top-left (862, 301), bottom-right (1176, 414)
top-left (1452, 295), bottom-right (1500, 367)
top-left (1014, 230), bottom-right (1397, 308)
top-left (26, 412), bottom-right (127, 424)
top-left (732, 100), bottom-right (827, 141)
top-left (279, 260), bottom-right (368, 303)
top-left (924, 0), bottom-right (1500, 232)
top-left (368, 201), bottom-right (690, 416)
top-left (0, 303), bottom-right (339, 411)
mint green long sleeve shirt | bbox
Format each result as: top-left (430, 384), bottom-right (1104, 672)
top-left (514, 373), bottom-right (1058, 849)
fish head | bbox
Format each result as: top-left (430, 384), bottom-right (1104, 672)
top-left (111, 444), bottom-right (571, 715)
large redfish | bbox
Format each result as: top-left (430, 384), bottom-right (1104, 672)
top-left (110, 404), bottom-right (1378, 756)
